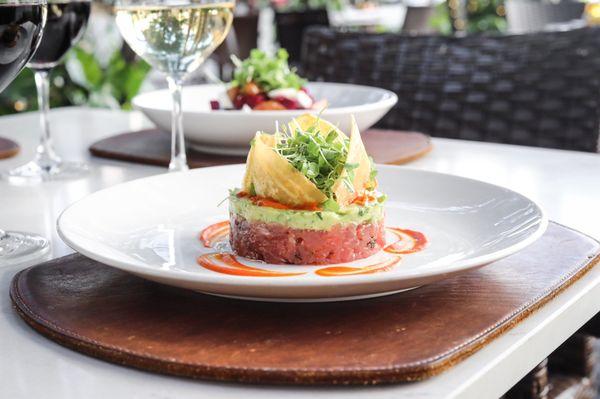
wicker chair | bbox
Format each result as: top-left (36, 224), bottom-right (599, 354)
top-left (301, 26), bottom-right (600, 152)
top-left (275, 9), bottom-right (329, 64)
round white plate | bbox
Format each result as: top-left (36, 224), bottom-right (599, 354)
top-left (132, 82), bottom-right (398, 155)
top-left (57, 165), bottom-right (547, 302)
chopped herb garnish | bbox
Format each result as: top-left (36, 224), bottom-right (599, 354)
top-left (275, 121), bottom-right (353, 199)
top-left (230, 49), bottom-right (306, 92)
top-left (316, 211), bottom-right (323, 220)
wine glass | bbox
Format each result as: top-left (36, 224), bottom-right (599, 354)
top-left (4, 0), bottom-right (91, 184)
top-left (0, 0), bottom-right (50, 263)
top-left (114, 0), bottom-right (235, 172)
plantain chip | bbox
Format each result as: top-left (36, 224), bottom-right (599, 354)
top-left (241, 137), bottom-right (255, 191)
top-left (332, 115), bottom-right (372, 207)
top-left (242, 132), bottom-right (327, 206)
top-left (287, 113), bottom-right (346, 141)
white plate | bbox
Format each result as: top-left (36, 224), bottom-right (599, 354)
top-left (132, 82), bottom-right (398, 155)
top-left (57, 165), bottom-right (547, 302)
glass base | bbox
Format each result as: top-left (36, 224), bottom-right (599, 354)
top-left (3, 160), bottom-right (88, 184)
top-left (0, 230), bottom-right (49, 265)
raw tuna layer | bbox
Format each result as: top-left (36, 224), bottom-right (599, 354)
top-left (229, 214), bottom-right (385, 265)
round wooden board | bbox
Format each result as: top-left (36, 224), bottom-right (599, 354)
top-left (0, 136), bottom-right (19, 159)
top-left (364, 129), bottom-right (432, 165)
top-left (9, 223), bottom-right (600, 385)
top-left (89, 129), bottom-right (432, 168)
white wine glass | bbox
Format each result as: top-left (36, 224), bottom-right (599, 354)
top-left (0, 0), bottom-right (50, 263)
top-left (114, 0), bottom-right (235, 172)
top-left (4, 0), bottom-right (91, 184)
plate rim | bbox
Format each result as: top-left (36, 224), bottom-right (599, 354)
top-left (57, 165), bottom-right (548, 288)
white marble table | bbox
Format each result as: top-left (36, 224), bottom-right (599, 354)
top-left (0, 107), bottom-right (599, 399)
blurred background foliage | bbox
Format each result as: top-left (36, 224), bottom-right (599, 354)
top-left (0, 3), bottom-right (151, 116)
top-left (0, 0), bottom-right (505, 116)
top-left (0, 48), bottom-right (149, 116)
top-left (465, 0), bottom-right (506, 33)
top-left (431, 0), bottom-right (506, 34)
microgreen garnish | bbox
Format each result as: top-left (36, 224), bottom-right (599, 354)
top-left (344, 162), bottom-right (359, 193)
top-left (275, 121), bottom-right (353, 199)
top-left (368, 156), bottom-right (377, 182)
top-left (218, 189), bottom-right (237, 207)
top-left (230, 49), bottom-right (306, 92)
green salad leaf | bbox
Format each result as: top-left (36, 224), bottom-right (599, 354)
top-left (230, 49), bottom-right (306, 92)
top-left (275, 120), bottom-right (353, 199)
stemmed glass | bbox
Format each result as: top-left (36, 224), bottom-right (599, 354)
top-left (114, 0), bottom-right (235, 172)
top-left (0, 0), bottom-right (49, 262)
top-left (4, 0), bottom-right (91, 184)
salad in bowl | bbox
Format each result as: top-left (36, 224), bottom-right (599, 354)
top-left (132, 50), bottom-right (398, 155)
top-left (212, 49), bottom-right (327, 111)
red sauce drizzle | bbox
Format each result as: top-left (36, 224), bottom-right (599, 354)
top-left (384, 227), bottom-right (428, 254)
top-left (197, 221), bottom-right (428, 278)
top-left (197, 253), bottom-right (305, 277)
top-left (237, 192), bottom-right (320, 211)
top-left (315, 256), bottom-right (401, 277)
top-left (199, 221), bottom-right (230, 248)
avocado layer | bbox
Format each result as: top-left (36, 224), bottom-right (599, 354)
top-left (229, 195), bottom-right (385, 231)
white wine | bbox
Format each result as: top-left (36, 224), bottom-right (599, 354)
top-left (115, 2), bottom-right (234, 76)
top-left (114, 1), bottom-right (233, 173)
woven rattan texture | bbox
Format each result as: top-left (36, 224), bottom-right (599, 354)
top-left (301, 27), bottom-right (600, 152)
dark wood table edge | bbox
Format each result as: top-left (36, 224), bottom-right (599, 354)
top-left (9, 222), bottom-right (600, 385)
top-left (88, 129), bottom-right (433, 168)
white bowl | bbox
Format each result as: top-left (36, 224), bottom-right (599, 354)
top-left (133, 82), bottom-right (398, 155)
top-left (58, 165), bottom-right (547, 302)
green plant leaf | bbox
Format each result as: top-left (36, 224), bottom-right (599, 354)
top-left (73, 47), bottom-right (103, 89)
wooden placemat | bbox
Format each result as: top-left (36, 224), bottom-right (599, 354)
top-left (10, 222), bottom-right (599, 385)
top-left (89, 129), bottom-right (432, 168)
top-left (0, 136), bottom-right (19, 159)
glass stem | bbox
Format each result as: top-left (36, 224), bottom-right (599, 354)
top-left (34, 69), bottom-right (61, 169)
top-left (166, 75), bottom-right (188, 172)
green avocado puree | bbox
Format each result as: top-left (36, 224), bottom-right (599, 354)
top-left (229, 195), bottom-right (385, 231)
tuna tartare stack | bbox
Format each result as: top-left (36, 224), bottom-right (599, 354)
top-left (229, 114), bottom-right (386, 265)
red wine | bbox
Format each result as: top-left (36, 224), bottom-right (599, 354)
top-left (29, 0), bottom-right (91, 69)
top-left (0, 3), bottom-right (45, 92)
